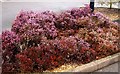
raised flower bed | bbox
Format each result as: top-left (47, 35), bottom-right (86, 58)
top-left (1, 5), bottom-right (120, 73)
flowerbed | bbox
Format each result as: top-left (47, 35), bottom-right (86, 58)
top-left (1, 5), bottom-right (120, 73)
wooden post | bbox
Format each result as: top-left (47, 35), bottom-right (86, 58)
top-left (90, 0), bottom-right (95, 12)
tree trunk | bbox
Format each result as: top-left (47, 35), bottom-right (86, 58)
top-left (110, 3), bottom-right (112, 9)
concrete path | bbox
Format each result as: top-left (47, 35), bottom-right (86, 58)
top-left (95, 62), bottom-right (119, 72)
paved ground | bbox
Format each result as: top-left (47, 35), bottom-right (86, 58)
top-left (95, 62), bottom-right (119, 72)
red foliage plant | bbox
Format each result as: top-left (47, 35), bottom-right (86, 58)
top-left (1, 31), bottom-right (20, 72)
top-left (1, 5), bottom-right (119, 73)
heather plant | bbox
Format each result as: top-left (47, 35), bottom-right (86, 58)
top-left (48, 36), bottom-right (96, 63)
top-left (1, 5), bottom-right (120, 73)
top-left (16, 42), bottom-right (65, 72)
top-left (55, 5), bottom-right (91, 30)
top-left (12, 11), bottom-right (58, 40)
top-left (77, 12), bottom-right (120, 58)
top-left (1, 31), bottom-right (20, 72)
